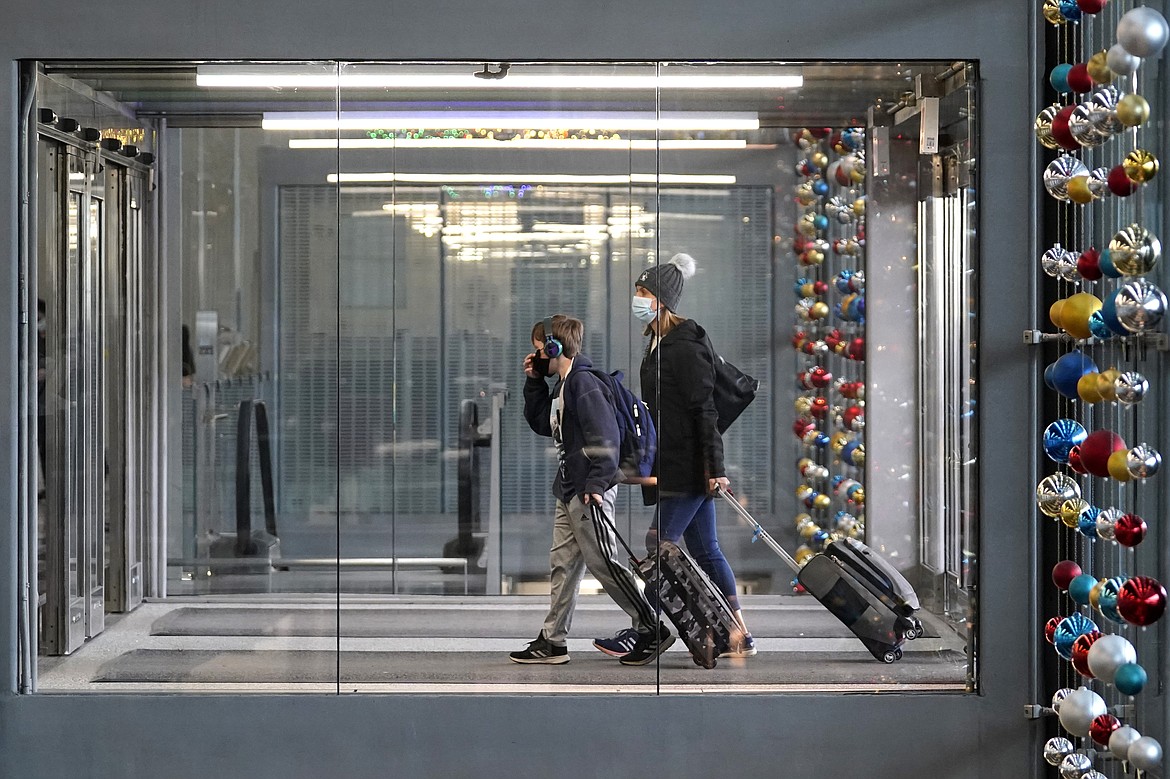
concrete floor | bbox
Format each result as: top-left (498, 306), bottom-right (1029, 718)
top-left (37, 594), bottom-right (970, 694)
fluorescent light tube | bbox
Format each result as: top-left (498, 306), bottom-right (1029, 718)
top-left (199, 63), bottom-right (802, 90)
top-left (326, 172), bottom-right (736, 185)
top-left (265, 111), bottom-right (758, 132)
top-left (289, 138), bottom-right (748, 150)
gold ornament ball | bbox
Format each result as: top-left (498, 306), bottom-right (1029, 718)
top-left (1107, 449), bottom-right (1133, 482)
top-left (1042, 0), bottom-right (1065, 24)
top-left (812, 494), bottom-right (832, 511)
top-left (810, 151), bottom-right (828, 169)
top-left (800, 522), bottom-right (820, 540)
top-left (1123, 149), bottom-right (1159, 184)
top-left (852, 198), bottom-right (866, 216)
top-left (1049, 299), bottom-right (1067, 330)
top-left (1096, 368), bottom-right (1121, 402)
top-left (1061, 292), bottom-right (1103, 339)
top-left (1089, 578), bottom-right (1106, 610)
top-left (810, 301), bottom-right (830, 319)
top-left (796, 484), bottom-right (813, 499)
top-left (849, 487), bottom-right (865, 506)
top-left (796, 457), bottom-right (813, 472)
top-left (795, 546), bottom-right (815, 565)
top-left (1087, 50), bottom-right (1114, 84)
top-left (1078, 373), bottom-right (1104, 403)
top-left (1117, 94), bottom-right (1150, 127)
top-left (1059, 499), bottom-right (1088, 529)
top-left (795, 397), bottom-right (813, 415)
top-left (1066, 176), bottom-right (1095, 205)
top-left (830, 431), bottom-right (850, 453)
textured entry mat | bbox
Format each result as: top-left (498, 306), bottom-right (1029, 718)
top-left (150, 606), bottom-right (939, 639)
top-left (94, 648), bottom-right (968, 685)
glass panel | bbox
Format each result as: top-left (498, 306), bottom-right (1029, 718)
top-left (26, 58), bottom-right (979, 693)
top-left (163, 64), bottom-right (342, 691)
top-left (332, 62), bottom-right (661, 690)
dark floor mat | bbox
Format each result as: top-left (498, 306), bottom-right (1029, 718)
top-left (94, 648), bottom-right (968, 685)
top-left (151, 605), bottom-right (940, 639)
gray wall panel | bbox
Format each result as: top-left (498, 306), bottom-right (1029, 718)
top-left (0, 1), bottom-right (1039, 777)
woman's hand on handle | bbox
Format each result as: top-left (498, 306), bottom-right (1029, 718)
top-left (708, 476), bottom-right (730, 495)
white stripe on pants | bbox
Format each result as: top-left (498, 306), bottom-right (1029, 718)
top-left (541, 488), bottom-right (657, 645)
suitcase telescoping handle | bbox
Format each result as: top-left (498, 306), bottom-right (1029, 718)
top-left (587, 502), bottom-right (644, 566)
top-left (714, 486), bottom-right (801, 574)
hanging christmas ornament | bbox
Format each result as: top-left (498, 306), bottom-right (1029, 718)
top-left (1118, 576), bottom-right (1167, 626)
top-left (1117, 6), bottom-right (1170, 57)
top-left (1113, 278), bottom-right (1167, 331)
top-left (1126, 443), bottom-right (1161, 478)
top-left (1116, 93), bottom-right (1150, 127)
top-left (1122, 148), bottom-right (1159, 184)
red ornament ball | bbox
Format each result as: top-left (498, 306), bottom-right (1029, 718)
top-left (1067, 63), bottom-right (1094, 93)
top-left (847, 338), bottom-right (865, 361)
top-left (813, 280), bottom-right (829, 295)
top-left (1076, 0), bottom-right (1108, 12)
top-left (1118, 576), bottom-right (1167, 626)
top-left (1044, 616), bottom-right (1062, 644)
top-left (1108, 165), bottom-right (1139, 196)
top-left (1051, 105), bottom-right (1079, 150)
top-left (809, 366), bottom-right (832, 388)
top-left (842, 405), bottom-right (863, 429)
top-left (1067, 445), bottom-right (1088, 474)
top-left (793, 419), bottom-right (815, 438)
top-left (1077, 248), bottom-right (1102, 280)
top-left (1079, 429), bottom-right (1127, 477)
top-left (1114, 513), bottom-right (1147, 548)
top-left (1071, 630), bottom-right (1102, 677)
top-left (1089, 714), bottom-right (1121, 746)
top-left (1052, 559), bottom-right (1083, 590)
top-left (809, 396), bottom-right (830, 418)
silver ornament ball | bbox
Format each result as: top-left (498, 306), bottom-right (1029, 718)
top-left (1117, 7), bottom-right (1170, 58)
top-left (1045, 736), bottom-right (1076, 766)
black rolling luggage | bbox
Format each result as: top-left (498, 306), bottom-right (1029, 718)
top-left (717, 488), bottom-right (922, 663)
top-left (590, 504), bottom-right (738, 668)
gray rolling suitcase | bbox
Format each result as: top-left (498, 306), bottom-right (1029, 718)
top-left (590, 504), bottom-right (738, 668)
top-left (717, 488), bottom-right (922, 663)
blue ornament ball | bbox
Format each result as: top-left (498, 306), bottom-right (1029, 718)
top-left (1050, 63), bottom-right (1073, 92)
top-left (1054, 613), bottom-right (1098, 659)
top-left (1098, 248), bottom-right (1122, 279)
top-left (1058, 0), bottom-right (1081, 22)
top-left (812, 180), bottom-right (829, 196)
top-left (1078, 506), bottom-right (1101, 539)
top-left (1114, 662), bottom-right (1147, 695)
top-left (1088, 310), bottom-right (1114, 340)
top-left (1051, 350), bottom-right (1099, 399)
top-left (1044, 362), bottom-right (1058, 391)
top-left (1098, 293), bottom-right (1130, 335)
top-left (814, 214), bottom-right (829, 231)
top-left (1069, 573), bottom-right (1098, 605)
top-left (1044, 418), bottom-right (1088, 463)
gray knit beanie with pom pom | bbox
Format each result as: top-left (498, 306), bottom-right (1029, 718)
top-left (634, 253), bottom-right (697, 312)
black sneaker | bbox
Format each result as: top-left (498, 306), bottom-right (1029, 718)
top-left (593, 627), bottom-right (641, 657)
top-left (619, 624), bottom-right (676, 666)
top-left (509, 633), bottom-right (570, 664)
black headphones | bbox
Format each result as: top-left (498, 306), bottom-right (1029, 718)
top-left (542, 316), bottom-right (564, 359)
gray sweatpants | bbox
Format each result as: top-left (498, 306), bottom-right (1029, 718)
top-left (541, 488), bottom-right (658, 646)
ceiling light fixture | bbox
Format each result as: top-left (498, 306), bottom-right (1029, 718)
top-left (198, 63), bottom-right (802, 90)
top-left (264, 111), bottom-right (759, 132)
top-left (325, 172), bottom-right (737, 185)
top-left (289, 138), bottom-right (748, 150)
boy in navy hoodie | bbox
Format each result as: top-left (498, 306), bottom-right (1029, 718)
top-left (509, 314), bottom-right (673, 665)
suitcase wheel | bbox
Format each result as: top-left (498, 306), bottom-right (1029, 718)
top-left (881, 648), bottom-right (903, 664)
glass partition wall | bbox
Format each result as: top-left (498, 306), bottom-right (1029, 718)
top-left (25, 60), bottom-right (977, 693)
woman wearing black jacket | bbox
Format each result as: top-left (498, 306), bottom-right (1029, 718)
top-left (632, 253), bottom-right (755, 657)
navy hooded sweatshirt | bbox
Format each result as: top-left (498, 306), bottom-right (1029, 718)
top-left (522, 354), bottom-right (622, 503)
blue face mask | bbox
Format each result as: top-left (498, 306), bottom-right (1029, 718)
top-left (631, 296), bottom-right (657, 323)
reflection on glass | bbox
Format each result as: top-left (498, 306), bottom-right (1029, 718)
top-left (27, 59), bottom-right (977, 694)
